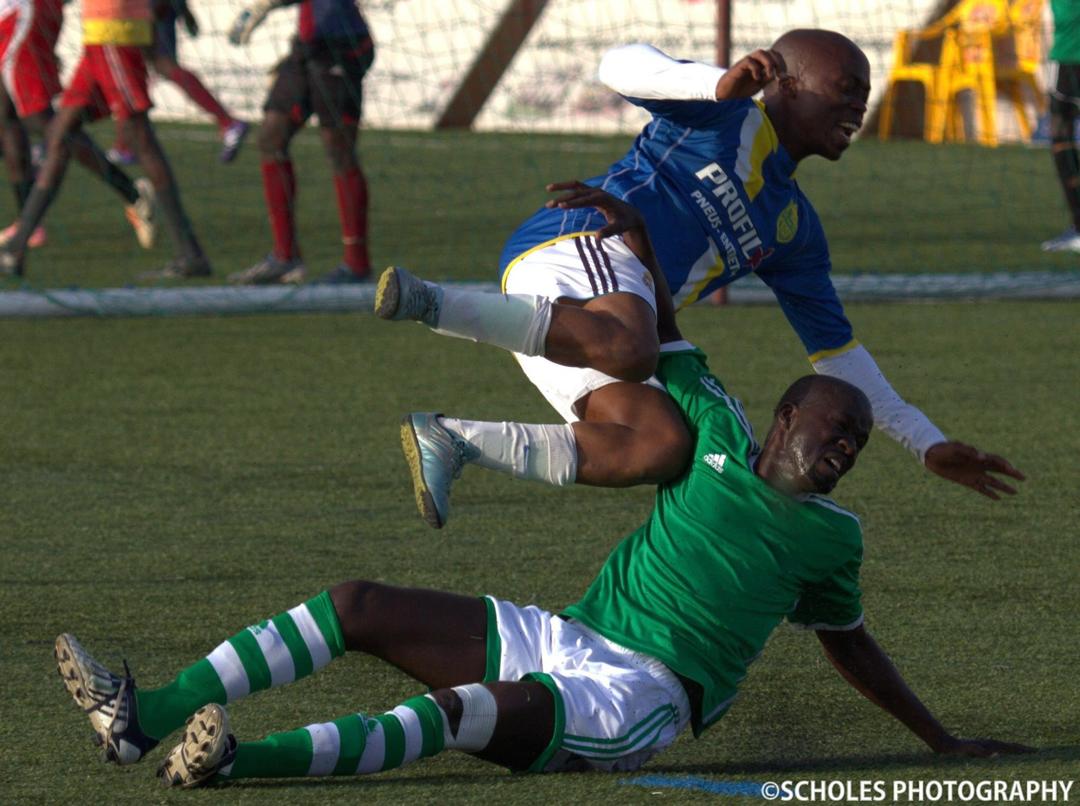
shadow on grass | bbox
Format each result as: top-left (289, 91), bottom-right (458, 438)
top-left (648, 744), bottom-right (1080, 776)
top-left (211, 770), bottom-right (529, 791)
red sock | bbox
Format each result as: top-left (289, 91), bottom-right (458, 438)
top-left (167, 66), bottom-right (232, 130)
top-left (333, 167), bottom-right (370, 276)
top-left (261, 160), bottom-right (299, 261)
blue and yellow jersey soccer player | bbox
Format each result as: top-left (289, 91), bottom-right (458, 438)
top-left (374, 31), bottom-right (1024, 532)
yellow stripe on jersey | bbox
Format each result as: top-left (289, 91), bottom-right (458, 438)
top-left (500, 231), bottom-right (596, 291)
top-left (734, 101), bottom-right (780, 202)
top-left (83, 18), bottom-right (153, 45)
top-left (676, 255), bottom-right (727, 310)
top-left (808, 338), bottom-right (860, 364)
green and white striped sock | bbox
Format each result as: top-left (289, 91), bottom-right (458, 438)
top-left (136, 590), bottom-right (346, 741)
top-left (219, 695), bottom-right (446, 780)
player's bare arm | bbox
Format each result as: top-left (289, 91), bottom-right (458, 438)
top-left (816, 625), bottom-right (1033, 756)
top-left (714, 49), bottom-right (787, 100)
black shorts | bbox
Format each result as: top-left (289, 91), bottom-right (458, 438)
top-left (1050, 63), bottom-right (1080, 115)
top-left (265, 37), bottom-right (374, 128)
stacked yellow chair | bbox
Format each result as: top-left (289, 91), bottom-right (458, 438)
top-left (879, 0), bottom-right (1045, 147)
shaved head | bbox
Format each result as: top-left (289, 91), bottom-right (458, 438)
top-left (774, 374), bottom-right (871, 422)
top-left (761, 28), bottom-right (871, 162)
top-left (766, 29), bottom-right (866, 88)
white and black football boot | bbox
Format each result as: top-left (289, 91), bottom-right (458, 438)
top-left (54, 633), bottom-right (159, 765)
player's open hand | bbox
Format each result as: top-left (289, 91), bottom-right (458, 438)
top-left (924, 441), bottom-right (1025, 500)
top-left (544, 181), bottom-right (644, 240)
top-left (715, 49), bottom-right (787, 100)
top-left (934, 736), bottom-right (1035, 757)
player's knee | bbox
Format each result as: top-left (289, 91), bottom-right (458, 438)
top-left (257, 121), bottom-right (289, 159)
top-left (322, 137), bottom-right (357, 173)
top-left (328, 579), bottom-right (382, 647)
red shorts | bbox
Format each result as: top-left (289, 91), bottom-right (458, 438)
top-left (60, 44), bottom-right (151, 121)
top-left (0, 10), bottom-right (62, 117)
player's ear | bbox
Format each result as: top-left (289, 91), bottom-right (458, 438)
top-left (775, 402), bottom-right (797, 432)
top-left (777, 73), bottom-right (798, 98)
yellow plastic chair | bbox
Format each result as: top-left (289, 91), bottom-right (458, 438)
top-left (878, 25), bottom-right (958, 142)
top-left (992, 0), bottom-right (1046, 140)
top-left (943, 24), bottom-right (1001, 145)
top-left (936, 0), bottom-right (1009, 146)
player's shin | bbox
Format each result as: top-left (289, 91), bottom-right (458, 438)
top-left (4, 183), bottom-right (59, 254)
top-left (220, 693), bottom-right (460, 780)
top-left (434, 288), bottom-right (552, 356)
top-left (155, 183), bottom-right (204, 260)
top-left (440, 418), bottom-right (577, 486)
top-left (136, 590), bottom-right (346, 741)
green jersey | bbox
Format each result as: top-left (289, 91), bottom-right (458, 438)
top-left (1052, 0), bottom-right (1080, 63)
top-left (564, 347), bottom-right (864, 736)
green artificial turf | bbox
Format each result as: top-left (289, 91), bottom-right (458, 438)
top-left (1, 125), bottom-right (1078, 290)
top-left (1, 300), bottom-right (1077, 803)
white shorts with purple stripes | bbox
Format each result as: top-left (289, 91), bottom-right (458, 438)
top-left (503, 233), bottom-right (663, 422)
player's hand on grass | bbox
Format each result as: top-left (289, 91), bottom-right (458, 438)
top-left (934, 735), bottom-right (1035, 757)
top-left (544, 180), bottom-right (645, 240)
top-left (924, 441), bottom-right (1025, 500)
top-left (715, 49), bottom-right (787, 100)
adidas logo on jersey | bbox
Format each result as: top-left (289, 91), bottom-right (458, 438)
top-left (704, 453), bottom-right (727, 474)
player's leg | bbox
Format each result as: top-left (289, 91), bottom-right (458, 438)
top-left (401, 375), bottom-right (690, 528)
top-left (157, 591), bottom-right (571, 786)
top-left (229, 53), bottom-right (309, 284)
top-left (311, 43), bottom-right (374, 283)
top-left (376, 241), bottom-right (660, 382)
top-left (151, 48), bottom-right (248, 163)
top-left (1043, 64), bottom-right (1080, 251)
top-left (0, 87), bottom-right (37, 246)
top-left (17, 106), bottom-right (148, 220)
top-left (124, 112), bottom-right (209, 276)
top-left (158, 678), bottom-right (553, 787)
top-left (55, 580), bottom-right (496, 764)
top-left (0, 104), bottom-right (82, 272)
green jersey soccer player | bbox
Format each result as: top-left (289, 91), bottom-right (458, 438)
top-left (55, 344), bottom-right (1030, 786)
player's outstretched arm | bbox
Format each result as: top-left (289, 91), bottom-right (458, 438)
top-left (811, 344), bottom-right (1024, 500)
top-left (816, 625), bottom-right (1034, 757)
top-left (545, 180), bottom-right (681, 344)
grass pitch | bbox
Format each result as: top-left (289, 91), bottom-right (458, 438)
top-left (1, 125), bottom-right (1078, 289)
top-left (1, 126), bottom-right (1077, 801)
top-left (1, 299), bottom-right (1078, 803)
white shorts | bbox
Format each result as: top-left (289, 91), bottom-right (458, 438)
top-left (502, 234), bottom-right (663, 422)
top-left (483, 596), bottom-right (691, 773)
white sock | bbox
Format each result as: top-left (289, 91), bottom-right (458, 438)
top-left (433, 287), bottom-right (551, 356)
top-left (440, 418), bottom-right (577, 486)
top-left (427, 684), bottom-right (498, 752)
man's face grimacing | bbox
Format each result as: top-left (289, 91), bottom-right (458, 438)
top-left (761, 376), bottom-right (873, 497)
top-left (783, 396), bottom-right (872, 494)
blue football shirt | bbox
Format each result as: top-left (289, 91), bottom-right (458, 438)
top-left (499, 97), bottom-right (854, 358)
